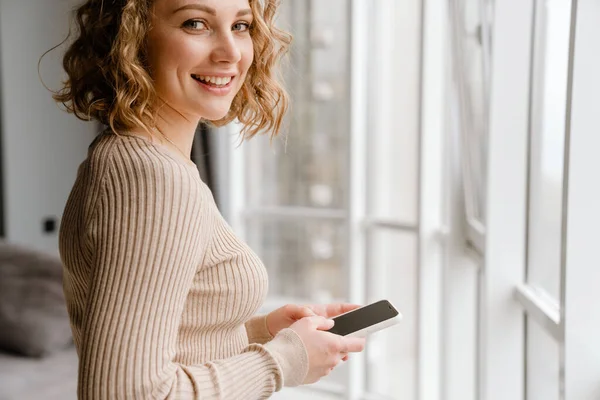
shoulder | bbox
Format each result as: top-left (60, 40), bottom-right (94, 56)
top-left (82, 132), bottom-right (208, 218)
top-left (87, 130), bottom-right (201, 187)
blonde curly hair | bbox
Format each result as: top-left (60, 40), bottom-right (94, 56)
top-left (53, 0), bottom-right (292, 139)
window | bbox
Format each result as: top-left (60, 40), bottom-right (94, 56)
top-left (365, 230), bottom-right (417, 399)
top-left (241, 1), bottom-right (353, 391)
top-left (220, 1), bottom-right (439, 399)
top-left (242, 0), bottom-right (351, 306)
top-left (521, 3), bottom-right (573, 397)
top-left (526, 0), bottom-right (572, 302)
top-left (217, 1), bottom-right (600, 399)
top-left (449, 0), bottom-right (495, 255)
top-left (483, 0), bottom-right (600, 399)
top-left (363, 1), bottom-right (422, 398)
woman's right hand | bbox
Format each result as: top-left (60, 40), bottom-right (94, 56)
top-left (287, 316), bottom-right (366, 384)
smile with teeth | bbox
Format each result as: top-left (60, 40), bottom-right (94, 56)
top-left (192, 75), bottom-right (233, 87)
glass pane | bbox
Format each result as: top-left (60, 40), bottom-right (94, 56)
top-left (527, 0), bottom-right (572, 300)
top-left (451, 0), bottom-right (494, 225)
top-left (527, 319), bottom-right (561, 400)
top-left (365, 230), bottom-right (417, 400)
top-left (244, 0), bottom-right (350, 210)
top-left (366, 1), bottom-right (420, 224)
top-left (246, 219), bottom-right (348, 302)
top-left (247, 218), bottom-right (349, 389)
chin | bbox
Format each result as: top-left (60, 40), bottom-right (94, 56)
top-left (195, 105), bottom-right (232, 121)
top-left (205, 107), bottom-right (231, 120)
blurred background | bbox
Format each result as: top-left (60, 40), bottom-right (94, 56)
top-left (0, 0), bottom-right (599, 399)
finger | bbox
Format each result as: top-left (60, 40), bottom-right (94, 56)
top-left (290, 305), bottom-right (316, 319)
top-left (342, 355), bottom-right (349, 362)
top-left (341, 337), bottom-right (366, 353)
top-left (310, 316), bottom-right (335, 330)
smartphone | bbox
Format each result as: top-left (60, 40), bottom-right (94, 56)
top-left (327, 299), bottom-right (402, 338)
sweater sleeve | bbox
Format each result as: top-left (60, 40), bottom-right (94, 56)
top-left (78, 149), bottom-right (308, 400)
top-left (245, 314), bottom-right (274, 344)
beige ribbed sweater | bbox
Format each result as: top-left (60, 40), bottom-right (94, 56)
top-left (59, 130), bottom-right (309, 399)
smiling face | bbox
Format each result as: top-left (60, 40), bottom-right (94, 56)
top-left (146, 0), bottom-right (255, 121)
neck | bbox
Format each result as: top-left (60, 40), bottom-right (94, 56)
top-left (153, 103), bottom-right (201, 158)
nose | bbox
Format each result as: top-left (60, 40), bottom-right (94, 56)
top-left (211, 31), bottom-right (242, 64)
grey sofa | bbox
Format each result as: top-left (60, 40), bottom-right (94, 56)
top-left (0, 241), bottom-right (77, 400)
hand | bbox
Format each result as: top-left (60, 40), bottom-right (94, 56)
top-left (266, 303), bottom-right (362, 361)
top-left (287, 316), bottom-right (366, 384)
top-left (304, 303), bottom-right (362, 361)
top-left (266, 303), bottom-right (362, 337)
top-left (266, 304), bottom-right (317, 338)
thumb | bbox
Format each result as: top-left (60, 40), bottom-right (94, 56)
top-left (310, 316), bottom-right (335, 331)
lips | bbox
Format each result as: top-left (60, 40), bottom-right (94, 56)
top-left (191, 74), bottom-right (236, 96)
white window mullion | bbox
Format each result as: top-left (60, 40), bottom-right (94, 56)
top-left (419, 0), bottom-right (447, 399)
top-left (482, 0), bottom-right (535, 399)
top-left (348, 0), bottom-right (369, 399)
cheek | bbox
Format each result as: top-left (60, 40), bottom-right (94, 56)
top-left (147, 33), bottom-right (205, 80)
top-left (241, 39), bottom-right (255, 75)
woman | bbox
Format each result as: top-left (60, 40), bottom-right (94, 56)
top-left (54, 0), bottom-right (366, 398)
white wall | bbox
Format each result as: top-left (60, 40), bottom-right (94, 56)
top-left (0, 0), bottom-right (97, 254)
top-left (563, 1), bottom-right (600, 397)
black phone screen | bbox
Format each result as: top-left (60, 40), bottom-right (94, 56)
top-left (327, 300), bottom-right (399, 336)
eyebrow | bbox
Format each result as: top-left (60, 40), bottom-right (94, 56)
top-left (173, 4), bottom-right (253, 17)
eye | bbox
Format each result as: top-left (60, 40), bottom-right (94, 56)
top-left (232, 21), bottom-right (251, 32)
top-left (182, 19), bottom-right (208, 31)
